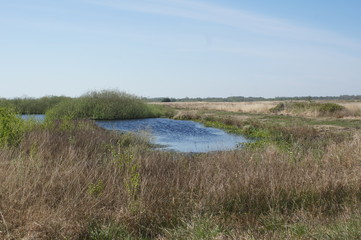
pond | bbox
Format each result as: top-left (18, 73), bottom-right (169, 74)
top-left (97, 118), bottom-right (248, 153)
top-left (21, 114), bottom-right (46, 121)
top-left (21, 115), bottom-right (249, 153)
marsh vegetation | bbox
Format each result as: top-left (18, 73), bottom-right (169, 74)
top-left (0, 97), bottom-right (360, 239)
top-left (45, 90), bottom-right (174, 121)
top-left (158, 100), bottom-right (361, 118)
top-left (0, 90), bottom-right (173, 120)
top-left (0, 96), bottom-right (71, 114)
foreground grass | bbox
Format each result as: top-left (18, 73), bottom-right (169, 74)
top-left (0, 107), bottom-right (360, 239)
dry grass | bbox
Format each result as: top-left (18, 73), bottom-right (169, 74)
top-left (154, 101), bottom-right (279, 114)
top-left (0, 119), bottom-right (360, 239)
top-left (270, 101), bottom-right (361, 118)
top-left (340, 102), bottom-right (361, 117)
top-left (156, 101), bottom-right (361, 119)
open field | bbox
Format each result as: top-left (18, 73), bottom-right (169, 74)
top-left (0, 100), bottom-right (361, 239)
top-left (153, 100), bottom-right (361, 117)
top-left (340, 102), bottom-right (361, 115)
top-left (153, 101), bottom-right (280, 113)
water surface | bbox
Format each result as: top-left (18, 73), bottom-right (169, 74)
top-left (21, 114), bottom-right (45, 121)
top-left (97, 118), bottom-right (248, 153)
top-left (21, 115), bottom-right (248, 153)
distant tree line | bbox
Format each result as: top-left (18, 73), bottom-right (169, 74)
top-left (147, 95), bottom-right (361, 102)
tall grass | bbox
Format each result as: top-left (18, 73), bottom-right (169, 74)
top-left (0, 96), bottom-right (70, 114)
top-left (0, 111), bottom-right (360, 239)
top-left (160, 100), bottom-right (361, 118)
top-left (156, 101), bottom-right (278, 113)
top-left (0, 90), bottom-right (173, 120)
top-left (45, 90), bottom-right (173, 121)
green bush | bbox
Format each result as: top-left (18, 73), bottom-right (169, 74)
top-left (161, 97), bottom-right (172, 102)
top-left (270, 103), bottom-right (285, 113)
top-left (86, 222), bottom-right (137, 240)
top-left (0, 108), bottom-right (24, 147)
top-left (318, 103), bottom-right (345, 113)
top-left (45, 90), bottom-right (171, 121)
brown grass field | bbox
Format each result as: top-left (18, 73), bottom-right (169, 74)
top-left (155, 100), bottom-right (361, 116)
top-left (0, 102), bottom-right (361, 239)
top-left (153, 101), bottom-right (280, 113)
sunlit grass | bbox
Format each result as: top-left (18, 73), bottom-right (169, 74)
top-left (0, 103), bottom-right (360, 239)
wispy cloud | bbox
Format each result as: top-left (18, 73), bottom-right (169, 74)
top-left (89, 0), bottom-right (361, 52)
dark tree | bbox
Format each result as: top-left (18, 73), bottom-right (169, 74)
top-left (161, 98), bottom-right (172, 102)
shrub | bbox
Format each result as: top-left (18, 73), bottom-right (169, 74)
top-left (270, 103), bottom-right (285, 113)
top-left (319, 103), bottom-right (345, 113)
top-left (161, 98), bottom-right (172, 102)
top-left (0, 107), bottom-right (24, 147)
top-left (45, 90), bottom-right (170, 121)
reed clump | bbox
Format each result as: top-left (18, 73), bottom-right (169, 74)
top-left (0, 110), bottom-right (360, 239)
top-left (157, 101), bottom-right (278, 113)
top-left (45, 90), bottom-right (173, 121)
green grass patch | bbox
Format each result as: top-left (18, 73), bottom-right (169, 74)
top-left (271, 101), bottom-right (346, 116)
top-left (162, 216), bottom-right (224, 240)
top-left (85, 222), bottom-right (145, 240)
top-left (199, 114), bottom-right (353, 155)
top-left (255, 214), bottom-right (361, 239)
top-left (310, 216), bottom-right (361, 240)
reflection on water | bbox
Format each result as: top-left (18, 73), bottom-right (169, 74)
top-left (96, 118), bottom-right (248, 153)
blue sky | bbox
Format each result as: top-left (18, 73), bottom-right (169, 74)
top-left (1, 0), bottom-right (361, 98)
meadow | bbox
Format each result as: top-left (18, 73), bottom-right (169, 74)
top-left (0, 98), bottom-right (360, 239)
top-left (156, 100), bottom-right (361, 117)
